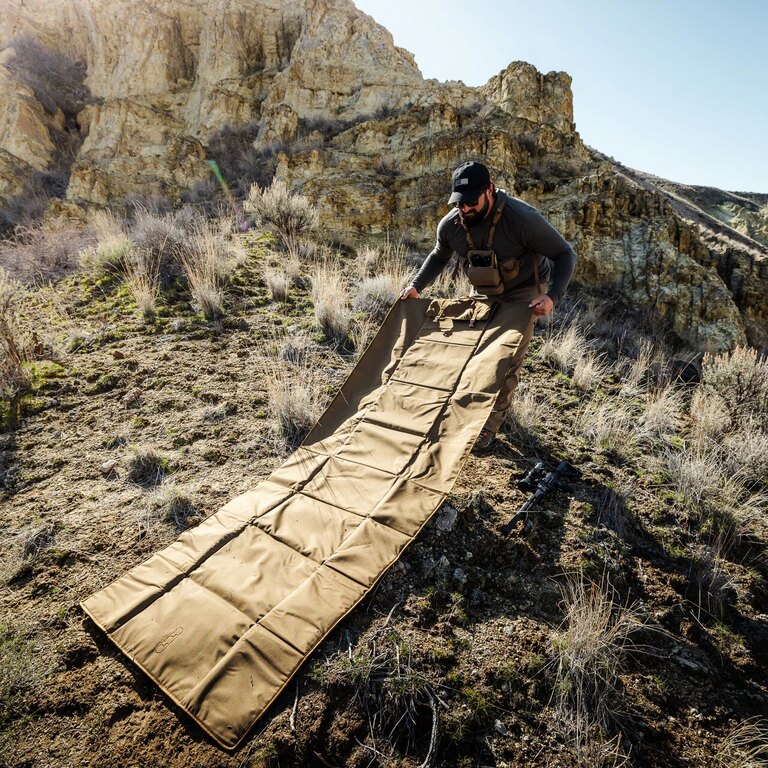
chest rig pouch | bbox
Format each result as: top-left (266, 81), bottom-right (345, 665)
top-left (464, 195), bottom-right (507, 296)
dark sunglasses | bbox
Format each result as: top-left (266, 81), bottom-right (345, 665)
top-left (454, 196), bottom-right (480, 210)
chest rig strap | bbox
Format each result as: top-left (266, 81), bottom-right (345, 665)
top-left (464, 193), bottom-right (507, 251)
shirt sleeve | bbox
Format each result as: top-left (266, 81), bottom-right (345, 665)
top-left (410, 219), bottom-right (455, 292)
top-left (522, 209), bottom-right (577, 305)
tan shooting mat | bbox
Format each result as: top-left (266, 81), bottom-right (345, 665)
top-left (81, 297), bottom-right (534, 750)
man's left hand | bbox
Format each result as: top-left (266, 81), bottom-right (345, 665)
top-left (528, 295), bottom-right (554, 317)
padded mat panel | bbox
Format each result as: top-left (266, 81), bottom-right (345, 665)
top-left (82, 298), bottom-right (533, 749)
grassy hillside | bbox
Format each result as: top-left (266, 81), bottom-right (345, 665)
top-left (1, 191), bottom-right (767, 768)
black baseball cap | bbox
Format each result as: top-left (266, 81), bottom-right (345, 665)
top-left (448, 161), bottom-right (491, 205)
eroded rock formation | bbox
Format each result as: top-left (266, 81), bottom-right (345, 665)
top-left (0, 0), bottom-right (765, 351)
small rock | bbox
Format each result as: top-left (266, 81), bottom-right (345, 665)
top-left (121, 388), bottom-right (142, 406)
top-left (112, 350), bottom-right (125, 360)
top-left (435, 505), bottom-right (458, 532)
top-left (100, 459), bottom-right (118, 475)
top-left (453, 567), bottom-right (467, 586)
top-left (494, 719), bottom-right (509, 736)
top-left (503, 625), bottom-right (516, 637)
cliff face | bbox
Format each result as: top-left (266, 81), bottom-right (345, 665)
top-left (0, 0), bottom-right (765, 352)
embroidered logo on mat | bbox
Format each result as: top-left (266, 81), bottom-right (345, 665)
top-left (155, 627), bottom-right (184, 653)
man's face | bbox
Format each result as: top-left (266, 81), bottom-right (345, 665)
top-left (457, 187), bottom-right (491, 225)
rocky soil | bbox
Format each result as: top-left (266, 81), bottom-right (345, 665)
top-left (1, 238), bottom-right (767, 768)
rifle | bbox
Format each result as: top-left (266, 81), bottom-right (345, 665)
top-left (501, 460), bottom-right (579, 535)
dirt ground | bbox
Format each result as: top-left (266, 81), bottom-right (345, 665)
top-left (1, 263), bottom-right (767, 768)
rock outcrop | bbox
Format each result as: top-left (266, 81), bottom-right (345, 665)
top-left (0, 0), bottom-right (765, 351)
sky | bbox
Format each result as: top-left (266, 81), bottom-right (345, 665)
top-left (353, 0), bottom-right (768, 193)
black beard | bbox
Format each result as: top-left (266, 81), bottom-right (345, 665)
top-left (460, 195), bottom-right (490, 228)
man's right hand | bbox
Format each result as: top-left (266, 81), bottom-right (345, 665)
top-left (400, 285), bottom-right (420, 300)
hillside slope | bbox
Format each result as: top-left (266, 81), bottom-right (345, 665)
top-left (1, 229), bottom-right (767, 767)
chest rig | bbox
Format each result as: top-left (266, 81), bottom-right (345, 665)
top-left (462, 194), bottom-right (541, 298)
top-left (463, 195), bottom-right (507, 297)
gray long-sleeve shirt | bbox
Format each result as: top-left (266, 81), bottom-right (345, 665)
top-left (411, 190), bottom-right (576, 304)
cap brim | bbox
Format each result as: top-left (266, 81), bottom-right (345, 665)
top-left (448, 189), bottom-right (481, 205)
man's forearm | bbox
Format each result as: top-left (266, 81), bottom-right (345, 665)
top-left (547, 248), bottom-right (577, 305)
top-left (410, 252), bottom-right (450, 292)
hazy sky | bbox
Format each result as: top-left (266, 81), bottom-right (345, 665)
top-left (353, 0), bottom-right (767, 193)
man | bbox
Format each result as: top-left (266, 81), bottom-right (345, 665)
top-left (400, 160), bottom-right (576, 451)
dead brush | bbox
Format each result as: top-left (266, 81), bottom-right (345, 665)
top-left (244, 179), bottom-right (319, 257)
top-left (702, 346), bottom-right (768, 428)
top-left (713, 717), bottom-right (768, 768)
top-left (128, 207), bottom-right (189, 286)
top-left (0, 269), bottom-right (37, 424)
top-left (0, 219), bottom-right (91, 285)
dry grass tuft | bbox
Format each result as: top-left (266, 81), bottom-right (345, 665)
top-left (539, 323), bottom-right (589, 374)
top-left (429, 261), bottom-right (472, 298)
top-left (665, 447), bottom-right (724, 510)
top-left (80, 210), bottom-right (133, 276)
top-left (244, 179), bottom-right (319, 256)
top-left (124, 445), bottom-right (173, 487)
top-left (714, 717), bottom-right (768, 768)
top-left (504, 383), bottom-right (542, 446)
top-left (689, 540), bottom-right (737, 621)
top-left (689, 387), bottom-right (731, 446)
top-left (259, 354), bottom-right (329, 449)
top-left (572, 351), bottom-right (609, 391)
top-left (352, 241), bottom-right (414, 319)
top-left (577, 399), bottom-right (638, 456)
top-left (550, 575), bottom-right (650, 766)
top-left (263, 265), bottom-right (291, 302)
top-left (312, 261), bottom-right (352, 343)
top-left (128, 207), bottom-right (189, 285)
top-left (351, 275), bottom-right (399, 320)
top-left (150, 484), bottom-right (199, 529)
top-left (0, 622), bottom-right (42, 724)
top-left (180, 219), bottom-right (245, 320)
top-left (640, 383), bottom-right (685, 440)
top-left (721, 426), bottom-right (768, 492)
top-left (124, 250), bottom-right (160, 319)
